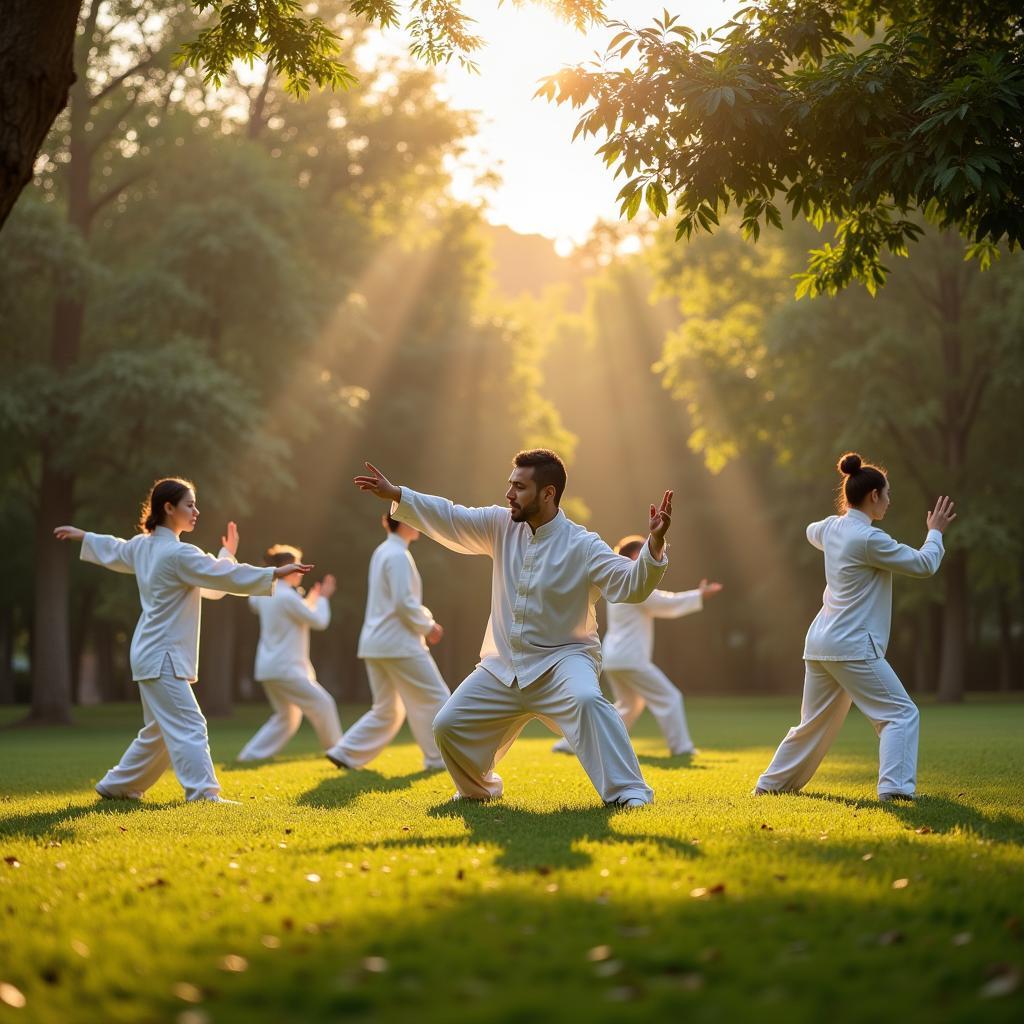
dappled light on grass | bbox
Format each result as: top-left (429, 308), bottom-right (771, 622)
top-left (0, 699), bottom-right (1021, 1022)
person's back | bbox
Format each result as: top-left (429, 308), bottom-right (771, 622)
top-left (358, 533), bottom-right (432, 658)
top-left (250, 585), bottom-right (322, 682)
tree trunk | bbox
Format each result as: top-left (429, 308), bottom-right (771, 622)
top-left (29, 456), bottom-right (75, 722)
top-left (997, 588), bottom-right (1016, 692)
top-left (0, 604), bottom-right (15, 704)
top-left (196, 598), bottom-right (237, 717)
top-left (70, 583), bottom-right (96, 704)
top-left (937, 548), bottom-right (968, 701)
top-left (0, 0), bottom-right (82, 229)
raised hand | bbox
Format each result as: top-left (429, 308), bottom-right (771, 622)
top-left (273, 562), bottom-right (313, 579)
top-left (926, 496), bottom-right (957, 533)
top-left (319, 573), bottom-right (337, 599)
top-left (53, 526), bottom-right (85, 542)
top-left (699, 579), bottom-right (723, 598)
top-left (354, 462), bottom-right (401, 503)
top-left (221, 520), bottom-right (239, 556)
top-left (648, 490), bottom-right (673, 558)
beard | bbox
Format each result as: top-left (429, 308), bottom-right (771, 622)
top-left (509, 497), bottom-right (541, 522)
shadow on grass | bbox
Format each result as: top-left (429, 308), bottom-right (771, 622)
top-left (637, 752), bottom-right (709, 770)
top-left (801, 791), bottom-right (1024, 846)
top-left (0, 798), bottom-right (180, 841)
top-left (297, 767), bottom-right (442, 811)
top-left (322, 799), bottom-right (702, 873)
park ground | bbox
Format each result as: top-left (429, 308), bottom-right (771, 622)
top-left (1, 697), bottom-right (1022, 1023)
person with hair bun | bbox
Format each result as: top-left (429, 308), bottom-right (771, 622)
top-left (54, 477), bottom-right (312, 803)
top-left (236, 544), bottom-right (342, 762)
top-left (754, 453), bottom-right (956, 802)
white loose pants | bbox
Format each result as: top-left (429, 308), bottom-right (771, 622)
top-left (756, 658), bottom-right (920, 798)
top-left (433, 655), bottom-right (654, 805)
top-left (237, 676), bottom-right (342, 761)
top-left (97, 655), bottom-right (220, 801)
top-left (327, 652), bottom-right (450, 770)
top-left (553, 664), bottom-right (696, 756)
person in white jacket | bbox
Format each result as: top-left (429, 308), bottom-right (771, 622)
top-left (237, 544), bottom-right (342, 762)
top-left (325, 514), bottom-right (449, 771)
top-left (552, 534), bottom-right (722, 757)
top-left (351, 450), bottom-right (673, 808)
top-left (55, 477), bottom-right (311, 803)
top-left (755, 453), bottom-right (956, 802)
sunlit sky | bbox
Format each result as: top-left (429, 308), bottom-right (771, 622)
top-left (381, 1), bottom-right (733, 248)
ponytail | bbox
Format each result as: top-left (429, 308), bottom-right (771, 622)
top-left (139, 477), bottom-right (195, 533)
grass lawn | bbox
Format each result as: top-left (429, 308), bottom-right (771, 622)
top-left (0, 697), bottom-right (1022, 1024)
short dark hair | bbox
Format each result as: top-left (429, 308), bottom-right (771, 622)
top-left (615, 535), bottom-right (646, 559)
top-left (512, 449), bottom-right (567, 505)
top-left (385, 515), bottom-right (401, 532)
top-left (265, 543), bottom-right (302, 567)
top-left (835, 452), bottom-right (888, 512)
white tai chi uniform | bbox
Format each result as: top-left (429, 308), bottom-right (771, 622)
top-left (553, 588), bottom-right (703, 756)
top-left (326, 532), bottom-right (449, 770)
top-left (236, 585), bottom-right (341, 761)
top-left (392, 488), bottom-right (668, 805)
top-left (82, 527), bottom-right (276, 801)
top-left (757, 509), bottom-right (944, 798)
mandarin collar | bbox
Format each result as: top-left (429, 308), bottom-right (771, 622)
top-left (532, 508), bottom-right (566, 540)
top-left (153, 526), bottom-right (179, 541)
top-left (385, 532), bottom-right (410, 549)
top-left (846, 508), bottom-right (872, 525)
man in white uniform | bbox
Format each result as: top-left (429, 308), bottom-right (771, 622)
top-left (352, 450), bottom-right (674, 808)
top-left (237, 544), bottom-right (343, 761)
top-left (553, 534), bottom-right (723, 757)
top-left (325, 515), bottom-right (450, 771)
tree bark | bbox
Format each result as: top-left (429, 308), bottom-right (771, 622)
top-left (196, 598), bottom-right (238, 717)
top-left (0, 604), bottom-right (15, 704)
top-left (0, 0), bottom-right (83, 229)
top-left (29, 457), bottom-right (75, 722)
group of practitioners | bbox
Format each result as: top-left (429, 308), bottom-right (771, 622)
top-left (54, 447), bottom-right (955, 808)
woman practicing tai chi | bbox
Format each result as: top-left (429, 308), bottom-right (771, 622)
top-left (552, 534), bottom-right (722, 757)
top-left (755, 453), bottom-right (956, 802)
top-left (55, 478), bottom-right (311, 803)
top-left (354, 449), bottom-right (673, 808)
top-left (237, 545), bottom-right (342, 762)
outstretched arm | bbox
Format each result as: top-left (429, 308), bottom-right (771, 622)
top-left (177, 546), bottom-right (310, 597)
top-left (645, 581), bottom-right (715, 619)
top-left (864, 497), bottom-right (955, 579)
top-left (354, 462), bottom-right (498, 556)
top-left (56, 526), bottom-right (140, 576)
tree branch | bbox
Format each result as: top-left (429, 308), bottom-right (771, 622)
top-left (88, 168), bottom-right (148, 220)
top-left (90, 54), bottom-right (156, 107)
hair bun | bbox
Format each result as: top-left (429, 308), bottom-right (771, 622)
top-left (838, 452), bottom-right (862, 476)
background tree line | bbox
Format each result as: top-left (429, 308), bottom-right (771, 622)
top-left (1, 1), bottom-right (1021, 721)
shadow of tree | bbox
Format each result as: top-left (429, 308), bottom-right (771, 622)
top-left (321, 798), bottom-right (702, 873)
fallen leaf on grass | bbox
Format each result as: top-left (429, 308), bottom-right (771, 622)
top-left (862, 853), bottom-right (874, 861)
top-left (261, 935), bottom-right (281, 949)
top-left (173, 982), bottom-right (202, 1003)
top-left (118, 826), bottom-right (128, 833)
top-left (70, 940), bottom-right (90, 958)
top-left (0, 982), bottom-right (26, 1008)
top-left (979, 966), bottom-right (1020, 999)
top-left (915, 826), bottom-right (933, 835)
top-left (892, 878), bottom-right (910, 890)
top-left (305, 874), bottom-right (321, 884)
top-left (587, 945), bottom-right (612, 962)
top-left (218, 955), bottom-right (248, 973)
top-left (4, 857), bottom-right (21, 868)
top-left (362, 957), bottom-right (389, 974)
top-left (760, 824), bottom-right (773, 831)
top-left (952, 932), bottom-right (972, 946)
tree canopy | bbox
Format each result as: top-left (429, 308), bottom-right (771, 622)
top-left (540, 1), bottom-right (1024, 296)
